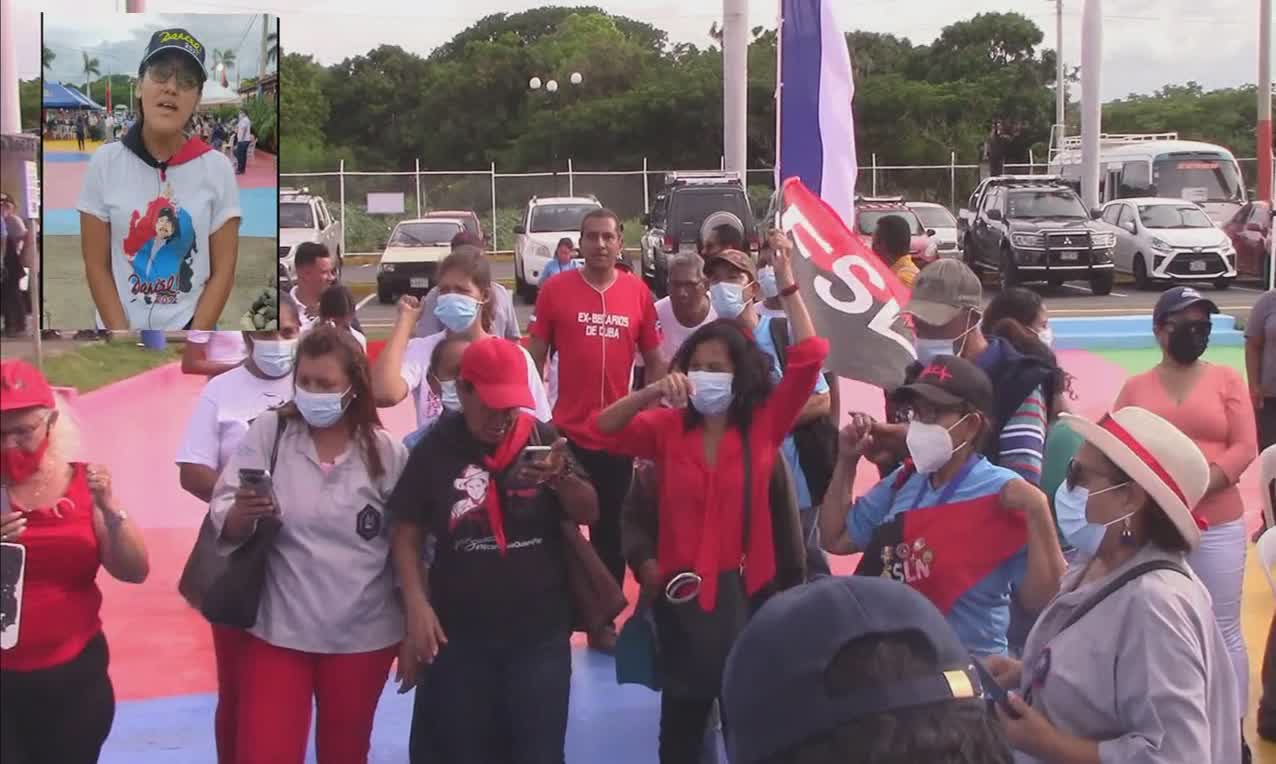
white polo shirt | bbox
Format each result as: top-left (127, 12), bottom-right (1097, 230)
top-left (175, 365), bottom-right (293, 474)
top-left (186, 330), bottom-right (248, 365)
top-left (208, 411), bottom-right (409, 654)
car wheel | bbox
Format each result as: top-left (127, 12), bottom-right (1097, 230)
top-left (514, 255), bottom-right (535, 302)
top-left (377, 287), bottom-right (394, 305)
top-left (999, 246), bottom-right (1019, 288)
top-left (1089, 270), bottom-right (1115, 296)
top-left (1132, 255), bottom-right (1151, 291)
top-left (1214, 277), bottom-right (1233, 290)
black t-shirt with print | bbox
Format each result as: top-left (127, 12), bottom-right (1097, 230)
top-left (387, 412), bottom-right (577, 638)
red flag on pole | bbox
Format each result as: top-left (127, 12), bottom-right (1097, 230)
top-left (105, 79), bottom-right (112, 111)
top-left (780, 176), bottom-right (917, 389)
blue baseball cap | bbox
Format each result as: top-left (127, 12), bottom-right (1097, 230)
top-left (721, 576), bottom-right (986, 764)
top-left (1153, 286), bottom-right (1218, 325)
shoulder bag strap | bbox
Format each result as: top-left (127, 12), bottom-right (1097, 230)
top-left (269, 413), bottom-right (286, 473)
top-left (1058, 559), bottom-right (1190, 633)
top-left (741, 427), bottom-right (752, 550)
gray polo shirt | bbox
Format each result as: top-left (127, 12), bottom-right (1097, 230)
top-left (209, 411), bottom-right (409, 654)
top-left (1247, 289), bottom-right (1276, 398)
top-left (1015, 544), bottom-right (1240, 764)
top-left (412, 281), bottom-right (521, 340)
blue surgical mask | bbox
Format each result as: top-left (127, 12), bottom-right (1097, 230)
top-left (688, 370), bottom-right (734, 416)
top-left (1054, 482), bottom-right (1134, 558)
top-left (757, 267), bottom-right (779, 299)
top-left (709, 282), bottom-right (751, 319)
top-left (294, 386), bottom-right (351, 429)
top-left (252, 339), bottom-right (296, 378)
top-left (439, 379), bottom-right (462, 412)
top-left (434, 293), bottom-right (482, 333)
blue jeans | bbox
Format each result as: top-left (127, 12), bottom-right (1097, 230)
top-left (410, 628), bottom-right (571, 764)
top-left (234, 141), bottom-right (249, 173)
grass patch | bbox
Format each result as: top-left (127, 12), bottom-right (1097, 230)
top-left (41, 342), bottom-right (181, 393)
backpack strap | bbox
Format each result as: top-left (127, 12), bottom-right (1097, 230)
top-left (1058, 559), bottom-right (1190, 633)
top-left (269, 413), bottom-right (286, 474)
top-left (767, 316), bottom-right (790, 371)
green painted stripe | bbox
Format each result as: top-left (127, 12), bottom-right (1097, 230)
top-left (1090, 346), bottom-right (1246, 376)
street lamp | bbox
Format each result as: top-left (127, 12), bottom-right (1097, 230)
top-left (528, 72), bottom-right (584, 169)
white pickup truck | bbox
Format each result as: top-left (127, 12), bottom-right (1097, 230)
top-left (279, 188), bottom-right (343, 289)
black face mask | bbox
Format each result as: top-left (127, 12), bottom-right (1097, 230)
top-left (1167, 321), bottom-right (1211, 364)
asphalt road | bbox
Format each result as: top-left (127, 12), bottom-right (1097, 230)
top-left (349, 257), bottom-right (1269, 335)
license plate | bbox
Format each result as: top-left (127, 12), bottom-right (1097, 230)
top-left (1059, 251), bottom-right (1079, 261)
top-left (1190, 260), bottom-right (1207, 272)
top-left (410, 277), bottom-right (429, 288)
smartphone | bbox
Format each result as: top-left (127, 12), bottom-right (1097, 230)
top-left (239, 468), bottom-right (274, 499)
top-left (519, 446), bottom-right (553, 465)
top-left (971, 658), bottom-right (1019, 718)
top-left (1, 542), bottom-right (25, 650)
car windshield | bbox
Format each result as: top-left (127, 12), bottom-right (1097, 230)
top-left (1138, 205), bottom-right (1213, 229)
top-left (1006, 191), bottom-right (1088, 219)
top-left (530, 204), bottom-right (598, 233)
top-left (428, 213), bottom-right (478, 236)
top-left (388, 221), bottom-right (461, 247)
top-left (670, 189), bottom-right (754, 231)
top-left (911, 206), bottom-right (957, 229)
top-left (1152, 155), bottom-right (1245, 204)
top-left (280, 202), bottom-right (315, 229)
top-left (856, 209), bottom-right (924, 236)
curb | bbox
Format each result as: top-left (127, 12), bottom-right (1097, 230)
top-left (349, 279), bottom-right (517, 301)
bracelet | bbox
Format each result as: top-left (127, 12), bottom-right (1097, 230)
top-left (103, 507), bottom-right (128, 530)
top-left (780, 283), bottom-right (800, 298)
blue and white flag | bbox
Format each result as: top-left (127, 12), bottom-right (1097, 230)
top-left (777, 0), bottom-right (856, 226)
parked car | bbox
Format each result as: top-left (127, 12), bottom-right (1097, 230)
top-left (854, 197), bottom-right (937, 265)
top-left (1098, 198), bottom-right (1237, 290)
top-left (908, 202), bottom-right (961, 258)
top-left (641, 172), bottom-right (757, 297)
top-left (279, 188), bottom-right (343, 290)
top-left (1222, 200), bottom-right (1274, 284)
top-left (423, 209), bottom-right (484, 246)
top-left (376, 217), bottom-right (467, 304)
top-left (513, 195), bottom-right (601, 298)
top-left (963, 176), bottom-right (1116, 295)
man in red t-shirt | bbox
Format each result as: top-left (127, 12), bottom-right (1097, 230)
top-left (528, 208), bottom-right (665, 651)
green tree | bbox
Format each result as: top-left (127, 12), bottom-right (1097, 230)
top-left (42, 45), bottom-right (55, 72)
top-left (82, 52), bottom-right (100, 100)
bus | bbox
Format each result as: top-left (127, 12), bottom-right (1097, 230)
top-left (1048, 133), bottom-right (1247, 225)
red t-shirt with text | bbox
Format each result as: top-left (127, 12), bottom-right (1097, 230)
top-left (530, 269), bottom-right (660, 449)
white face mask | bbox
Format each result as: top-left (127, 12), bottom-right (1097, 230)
top-left (252, 339), bottom-right (297, 378)
top-left (1036, 326), bottom-right (1055, 348)
top-left (913, 311), bottom-right (979, 364)
top-left (439, 379), bottom-right (462, 412)
top-left (294, 386), bottom-right (351, 429)
top-left (905, 414), bottom-right (971, 475)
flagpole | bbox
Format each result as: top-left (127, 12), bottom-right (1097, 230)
top-left (773, 0), bottom-right (784, 228)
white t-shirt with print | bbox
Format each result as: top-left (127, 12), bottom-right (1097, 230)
top-left (77, 142), bottom-right (241, 330)
top-left (175, 365), bottom-right (294, 474)
top-left (655, 296), bottom-right (717, 362)
top-left (187, 330), bottom-right (248, 364)
top-left (399, 332), bottom-right (552, 431)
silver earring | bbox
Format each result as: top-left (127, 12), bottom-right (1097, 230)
top-left (1119, 516), bottom-right (1136, 546)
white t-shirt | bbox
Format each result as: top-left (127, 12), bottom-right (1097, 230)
top-left (399, 332), bottom-right (552, 430)
top-left (290, 287), bottom-right (319, 333)
top-left (655, 296), bottom-right (717, 362)
top-left (175, 365), bottom-right (294, 474)
top-left (187, 330), bottom-right (248, 364)
top-left (236, 115), bottom-right (251, 143)
top-left (76, 141), bottom-right (241, 329)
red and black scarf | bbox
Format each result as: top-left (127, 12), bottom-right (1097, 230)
top-left (480, 414), bottom-right (536, 554)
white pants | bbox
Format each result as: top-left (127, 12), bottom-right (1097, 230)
top-left (1187, 518), bottom-right (1249, 713)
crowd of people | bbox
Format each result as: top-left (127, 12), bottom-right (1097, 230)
top-left (0, 198), bottom-right (1273, 764)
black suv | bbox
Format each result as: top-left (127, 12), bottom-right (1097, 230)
top-left (640, 172), bottom-right (757, 297)
top-left (963, 176), bottom-right (1117, 295)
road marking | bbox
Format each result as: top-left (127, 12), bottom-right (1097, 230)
top-left (1053, 305), bottom-right (1253, 315)
top-left (355, 292), bottom-right (377, 311)
top-left (1233, 286), bottom-right (1265, 294)
top-left (1057, 284), bottom-right (1127, 298)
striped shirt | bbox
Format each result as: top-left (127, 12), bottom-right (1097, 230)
top-left (997, 385), bottom-right (1047, 485)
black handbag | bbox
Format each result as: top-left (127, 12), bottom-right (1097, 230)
top-left (652, 431), bottom-right (754, 699)
top-left (199, 416), bottom-right (287, 629)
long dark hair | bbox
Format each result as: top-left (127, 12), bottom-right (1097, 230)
top-left (278, 325), bottom-right (386, 479)
top-left (670, 319), bottom-right (774, 434)
top-left (437, 245), bottom-right (495, 334)
top-left (981, 287), bottom-right (1075, 414)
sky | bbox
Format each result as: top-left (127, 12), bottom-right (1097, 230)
top-left (12, 0), bottom-right (1267, 102)
top-left (24, 10), bottom-right (273, 92)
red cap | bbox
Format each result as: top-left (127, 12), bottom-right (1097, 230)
top-left (459, 338), bottom-right (534, 411)
top-left (0, 360), bottom-right (55, 411)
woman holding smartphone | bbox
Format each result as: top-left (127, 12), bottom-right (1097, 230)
top-left (207, 326), bottom-right (408, 764)
top-left (76, 28), bottom-right (240, 330)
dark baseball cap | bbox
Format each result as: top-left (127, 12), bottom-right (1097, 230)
top-left (1153, 286), bottom-right (1219, 325)
top-left (906, 259), bottom-right (983, 327)
top-left (139, 28), bottom-right (208, 78)
top-left (722, 576), bottom-right (985, 764)
top-left (704, 248), bottom-right (757, 280)
top-left (892, 354), bottom-right (994, 418)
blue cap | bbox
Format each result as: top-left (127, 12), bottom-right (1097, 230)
top-left (1153, 286), bottom-right (1218, 325)
top-left (722, 576), bottom-right (985, 764)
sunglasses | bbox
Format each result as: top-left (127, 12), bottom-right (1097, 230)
top-left (1064, 458), bottom-right (1128, 493)
top-left (146, 59), bottom-right (203, 92)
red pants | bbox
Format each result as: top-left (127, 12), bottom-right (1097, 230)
top-left (212, 625), bottom-right (252, 764)
top-left (235, 633), bottom-right (397, 764)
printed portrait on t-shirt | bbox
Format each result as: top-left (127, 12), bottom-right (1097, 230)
top-left (123, 193), bottom-right (198, 307)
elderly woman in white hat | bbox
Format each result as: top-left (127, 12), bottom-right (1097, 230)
top-left (985, 407), bottom-right (1241, 764)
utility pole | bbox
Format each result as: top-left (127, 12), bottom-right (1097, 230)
top-left (1055, 0), bottom-right (1065, 132)
top-left (0, 0), bottom-right (19, 135)
top-left (258, 13), bottom-right (269, 98)
top-left (1258, 0), bottom-right (1272, 203)
top-left (1080, 0), bottom-right (1102, 210)
top-left (722, 0), bottom-right (748, 179)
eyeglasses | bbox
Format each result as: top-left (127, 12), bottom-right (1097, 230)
top-left (898, 403), bottom-right (965, 425)
top-left (146, 59), bottom-right (202, 92)
top-left (0, 415), bottom-right (50, 447)
top-left (1064, 458), bottom-right (1128, 493)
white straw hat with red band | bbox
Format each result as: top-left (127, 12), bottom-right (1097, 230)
top-left (1060, 407), bottom-right (1210, 551)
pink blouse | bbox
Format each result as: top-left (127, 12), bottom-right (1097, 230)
top-left (1114, 364), bottom-right (1257, 525)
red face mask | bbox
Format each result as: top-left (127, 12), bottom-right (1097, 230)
top-left (0, 436), bottom-right (50, 484)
